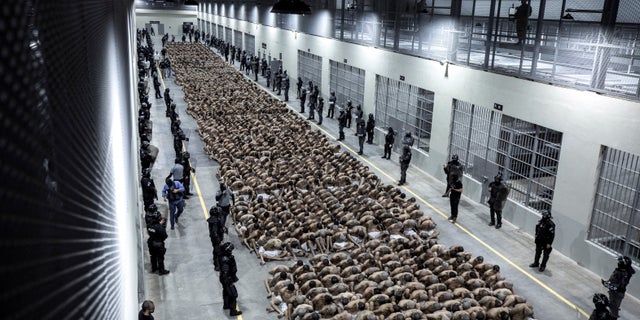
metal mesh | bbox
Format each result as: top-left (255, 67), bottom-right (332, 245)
top-left (449, 100), bottom-right (562, 212)
top-left (1, 0), bottom-right (135, 319)
top-left (374, 75), bottom-right (434, 152)
top-left (589, 147), bottom-right (640, 264)
top-left (297, 50), bottom-right (323, 94)
top-left (244, 33), bottom-right (256, 56)
top-left (329, 60), bottom-right (366, 112)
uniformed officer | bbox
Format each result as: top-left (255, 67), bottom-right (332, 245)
top-left (589, 293), bottom-right (613, 320)
top-left (337, 110), bottom-right (346, 141)
top-left (299, 88), bottom-right (306, 113)
top-left (327, 91), bottom-right (336, 118)
top-left (529, 210), bottom-right (555, 272)
top-left (207, 206), bottom-right (225, 271)
top-left (215, 182), bottom-right (235, 227)
top-left (366, 113), bottom-right (375, 144)
top-left (140, 168), bottom-right (158, 207)
top-left (146, 211), bottom-right (169, 275)
top-left (181, 152), bottom-right (195, 197)
top-left (356, 119), bottom-right (366, 155)
top-left (487, 173), bottom-right (510, 229)
top-left (316, 97), bottom-right (324, 125)
top-left (602, 255), bottom-right (635, 318)
top-left (399, 146), bottom-right (412, 186)
top-left (219, 242), bottom-right (242, 316)
top-left (443, 154), bottom-right (464, 197)
top-left (345, 100), bottom-right (353, 128)
top-left (282, 71), bottom-right (290, 101)
top-left (382, 127), bottom-right (395, 159)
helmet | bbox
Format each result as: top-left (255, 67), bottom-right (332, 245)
top-left (145, 203), bottom-right (158, 213)
top-left (209, 206), bottom-right (221, 216)
top-left (142, 141), bottom-right (150, 149)
top-left (592, 293), bottom-right (609, 306)
top-left (145, 211), bottom-right (162, 225)
top-left (165, 177), bottom-right (173, 186)
top-left (221, 242), bottom-right (234, 254)
top-left (618, 256), bottom-right (632, 268)
top-left (182, 152), bottom-right (190, 159)
top-left (452, 154), bottom-right (459, 161)
top-left (541, 209), bottom-right (552, 219)
top-left (142, 168), bottom-right (151, 178)
top-left (494, 173), bottom-right (503, 182)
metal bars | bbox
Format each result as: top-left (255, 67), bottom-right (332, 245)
top-left (329, 60), bottom-right (365, 113)
top-left (374, 75), bottom-right (434, 152)
top-left (449, 100), bottom-right (562, 211)
top-left (589, 147), bottom-right (640, 264)
top-left (297, 50), bottom-right (323, 94)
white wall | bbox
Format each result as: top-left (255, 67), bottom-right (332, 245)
top-left (135, 9), bottom-right (197, 38)
top-left (201, 14), bottom-right (640, 299)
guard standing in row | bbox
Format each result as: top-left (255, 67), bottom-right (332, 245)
top-left (602, 255), bottom-right (635, 319)
top-left (282, 71), bottom-right (290, 102)
top-left (299, 88), bottom-right (306, 113)
top-left (529, 209), bottom-right (555, 272)
top-left (146, 210), bottom-right (170, 275)
top-left (181, 152), bottom-right (195, 197)
top-left (337, 109), bottom-right (346, 141)
top-left (366, 113), bottom-right (375, 144)
top-left (448, 174), bottom-right (463, 223)
top-left (443, 154), bottom-right (463, 197)
top-left (345, 100), bottom-right (353, 128)
top-left (356, 119), bottom-right (366, 155)
top-left (398, 146), bottom-right (412, 185)
top-left (220, 242), bottom-right (242, 316)
top-left (141, 168), bottom-right (158, 208)
top-left (207, 206), bottom-right (225, 271)
top-left (316, 97), bottom-right (324, 125)
top-left (327, 91), bottom-right (336, 118)
top-left (215, 182), bottom-right (235, 227)
top-left (487, 173), bottom-right (510, 229)
top-left (382, 128), bottom-right (395, 159)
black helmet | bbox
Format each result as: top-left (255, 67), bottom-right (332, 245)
top-left (209, 206), bottom-right (221, 217)
top-left (145, 211), bottom-right (162, 225)
top-left (541, 209), bottom-right (552, 219)
top-left (142, 141), bottom-right (150, 149)
top-left (221, 242), bottom-right (234, 254)
top-left (452, 154), bottom-right (459, 161)
top-left (592, 293), bottom-right (609, 306)
top-left (142, 168), bottom-right (151, 178)
top-left (182, 151), bottom-right (190, 159)
top-left (165, 177), bottom-right (173, 186)
top-left (494, 173), bottom-right (503, 182)
top-left (618, 256), bottom-right (632, 268)
top-left (145, 203), bottom-right (158, 213)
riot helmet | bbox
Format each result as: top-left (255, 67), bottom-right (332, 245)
top-left (494, 173), bottom-right (503, 183)
top-left (145, 210), bottom-right (162, 225)
top-left (145, 203), bottom-right (158, 213)
top-left (452, 154), bottom-right (459, 161)
top-left (541, 209), bottom-right (552, 220)
top-left (221, 242), bottom-right (234, 255)
top-left (592, 293), bottom-right (609, 307)
top-left (142, 168), bottom-right (151, 178)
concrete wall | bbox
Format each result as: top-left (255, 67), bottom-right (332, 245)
top-left (135, 9), bottom-right (197, 38)
top-left (200, 13), bottom-right (640, 299)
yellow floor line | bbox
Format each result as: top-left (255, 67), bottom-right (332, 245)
top-left (158, 60), bottom-right (584, 320)
top-left (159, 67), bottom-right (242, 318)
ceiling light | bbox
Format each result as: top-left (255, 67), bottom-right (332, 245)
top-left (271, 0), bottom-right (312, 15)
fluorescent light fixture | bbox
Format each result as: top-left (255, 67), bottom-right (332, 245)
top-left (271, 0), bottom-right (312, 15)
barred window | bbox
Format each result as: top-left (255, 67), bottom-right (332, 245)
top-left (217, 25), bottom-right (223, 39)
top-left (297, 50), bottom-right (322, 94)
top-left (224, 27), bottom-right (232, 43)
top-left (374, 75), bottom-right (434, 152)
top-left (329, 60), bottom-right (365, 111)
top-left (233, 30), bottom-right (242, 49)
top-left (589, 147), bottom-right (640, 264)
top-left (244, 33), bottom-right (255, 56)
top-left (449, 100), bottom-right (562, 211)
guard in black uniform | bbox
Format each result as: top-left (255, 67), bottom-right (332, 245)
top-left (602, 255), bottom-right (635, 319)
top-left (487, 173), bottom-right (510, 229)
top-left (366, 113), bottom-right (375, 144)
top-left (345, 100), bottom-right (353, 128)
top-left (327, 92), bottom-right (336, 118)
top-left (382, 127), bottom-right (395, 159)
top-left (448, 174), bottom-right (463, 223)
top-left (443, 154), bottom-right (464, 197)
top-left (588, 293), bottom-right (613, 320)
top-left (316, 97), bottom-right (324, 125)
top-left (398, 146), bottom-right (412, 185)
top-left (140, 168), bottom-right (158, 207)
top-left (207, 206), bottom-right (225, 271)
top-left (337, 110), bottom-right (346, 141)
top-left (181, 152), bottom-right (195, 197)
top-left (146, 211), bottom-right (170, 275)
top-left (219, 242), bottom-right (242, 316)
top-left (529, 210), bottom-right (555, 272)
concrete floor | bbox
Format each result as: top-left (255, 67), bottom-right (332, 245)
top-left (139, 38), bottom-right (640, 320)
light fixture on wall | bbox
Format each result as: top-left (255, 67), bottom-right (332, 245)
top-left (271, 0), bottom-right (312, 15)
